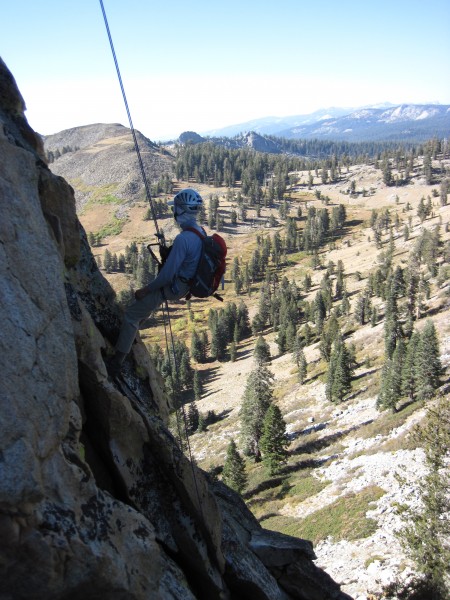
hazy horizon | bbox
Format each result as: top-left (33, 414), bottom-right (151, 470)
top-left (3, 0), bottom-right (450, 140)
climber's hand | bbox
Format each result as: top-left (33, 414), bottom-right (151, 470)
top-left (135, 287), bottom-right (149, 300)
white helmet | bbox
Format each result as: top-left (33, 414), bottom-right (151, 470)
top-left (172, 188), bottom-right (203, 215)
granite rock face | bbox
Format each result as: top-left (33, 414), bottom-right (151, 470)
top-left (0, 57), bottom-right (350, 600)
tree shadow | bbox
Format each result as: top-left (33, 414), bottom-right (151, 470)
top-left (342, 288), bottom-right (360, 299)
top-left (396, 398), bottom-right (422, 413)
top-left (256, 511), bottom-right (280, 522)
top-left (305, 369), bottom-right (326, 383)
top-left (344, 219), bottom-right (364, 228)
top-left (205, 408), bottom-right (234, 425)
top-left (236, 348), bottom-right (253, 362)
top-left (345, 387), bottom-right (367, 402)
top-left (244, 475), bottom-right (285, 500)
top-left (200, 365), bottom-right (221, 389)
top-left (221, 224), bottom-right (238, 235)
top-left (282, 456), bottom-right (333, 474)
top-left (422, 304), bottom-right (446, 318)
top-left (288, 422), bottom-right (328, 441)
top-left (289, 422), bottom-right (372, 458)
top-left (352, 368), bottom-right (379, 382)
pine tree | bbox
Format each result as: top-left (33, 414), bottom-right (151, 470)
top-left (178, 350), bottom-right (193, 390)
top-left (340, 291), bottom-right (350, 316)
top-left (405, 269), bottom-right (419, 325)
top-left (200, 330), bottom-right (209, 360)
top-left (335, 260), bottom-right (345, 299)
top-left (377, 339), bottom-right (405, 412)
top-left (384, 287), bottom-right (402, 360)
top-left (415, 320), bottom-right (442, 401)
top-left (319, 314), bottom-right (341, 362)
top-left (298, 349), bottom-right (307, 384)
top-left (240, 365), bottom-right (274, 460)
top-left (303, 323), bottom-right (313, 346)
top-left (254, 335), bottom-right (271, 365)
top-left (275, 321), bottom-right (287, 354)
top-left (118, 253), bottom-right (126, 272)
top-left (354, 294), bottom-right (367, 325)
top-left (222, 439), bottom-right (247, 494)
top-left (210, 318), bottom-right (228, 361)
top-left (193, 369), bottom-right (202, 401)
top-left (370, 306), bottom-right (378, 327)
top-left (417, 196), bottom-right (427, 222)
top-left (237, 301), bottom-right (251, 338)
top-left (303, 272), bottom-right (312, 293)
top-left (285, 321), bottom-right (296, 352)
top-left (191, 330), bottom-right (206, 363)
top-left (401, 332), bottom-right (420, 401)
top-left (88, 231), bottom-right (96, 247)
top-left (326, 340), bottom-right (354, 402)
top-left (292, 333), bottom-right (303, 365)
top-left (103, 248), bottom-right (112, 273)
top-left (439, 178), bottom-right (449, 206)
top-left (391, 266), bottom-right (405, 298)
top-left (197, 413), bottom-right (206, 432)
top-left (397, 398), bottom-right (450, 598)
top-left (382, 158), bottom-right (393, 186)
top-left (187, 402), bottom-right (199, 433)
top-left (314, 291), bottom-right (327, 334)
top-left (260, 405), bottom-right (289, 475)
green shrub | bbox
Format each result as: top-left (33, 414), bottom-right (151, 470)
top-left (261, 485), bottom-right (385, 543)
top-left (287, 474), bottom-right (331, 502)
top-left (96, 217), bottom-right (126, 240)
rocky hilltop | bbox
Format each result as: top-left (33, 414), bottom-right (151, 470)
top-left (44, 122), bottom-right (173, 210)
top-left (0, 58), bottom-right (351, 599)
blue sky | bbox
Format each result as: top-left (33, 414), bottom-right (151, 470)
top-left (3, 0), bottom-right (450, 140)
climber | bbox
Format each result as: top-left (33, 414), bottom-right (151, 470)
top-left (107, 188), bottom-right (204, 376)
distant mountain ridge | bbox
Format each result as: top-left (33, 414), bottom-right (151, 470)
top-left (178, 130), bottom-right (282, 153)
top-left (202, 107), bottom-right (355, 138)
top-left (201, 104), bottom-right (450, 142)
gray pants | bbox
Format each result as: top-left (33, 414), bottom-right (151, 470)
top-left (115, 279), bottom-right (190, 355)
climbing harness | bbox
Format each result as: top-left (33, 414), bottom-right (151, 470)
top-left (98, 0), bottom-right (205, 521)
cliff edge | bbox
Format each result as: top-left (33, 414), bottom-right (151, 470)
top-left (0, 57), bottom-right (350, 600)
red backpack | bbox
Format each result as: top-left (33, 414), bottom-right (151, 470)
top-left (185, 228), bottom-right (227, 300)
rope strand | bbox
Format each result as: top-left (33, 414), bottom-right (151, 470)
top-left (99, 0), bottom-right (204, 520)
top-left (99, 0), bottom-right (162, 242)
top-left (160, 297), bottom-right (206, 520)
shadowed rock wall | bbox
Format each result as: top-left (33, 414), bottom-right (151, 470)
top-left (0, 57), bottom-right (351, 600)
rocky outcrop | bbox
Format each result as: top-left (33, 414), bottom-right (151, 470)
top-left (179, 131), bottom-right (206, 145)
top-left (0, 57), bottom-right (350, 600)
top-left (241, 131), bottom-right (281, 153)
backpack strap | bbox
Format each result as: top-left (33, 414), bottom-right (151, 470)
top-left (184, 226), bottom-right (206, 240)
top-left (178, 227), bottom-right (205, 287)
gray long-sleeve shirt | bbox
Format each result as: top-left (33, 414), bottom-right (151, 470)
top-left (145, 223), bottom-right (204, 293)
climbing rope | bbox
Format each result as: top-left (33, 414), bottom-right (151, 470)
top-left (161, 301), bottom-right (206, 522)
top-left (99, 0), bottom-right (205, 520)
top-left (98, 0), bottom-right (163, 244)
